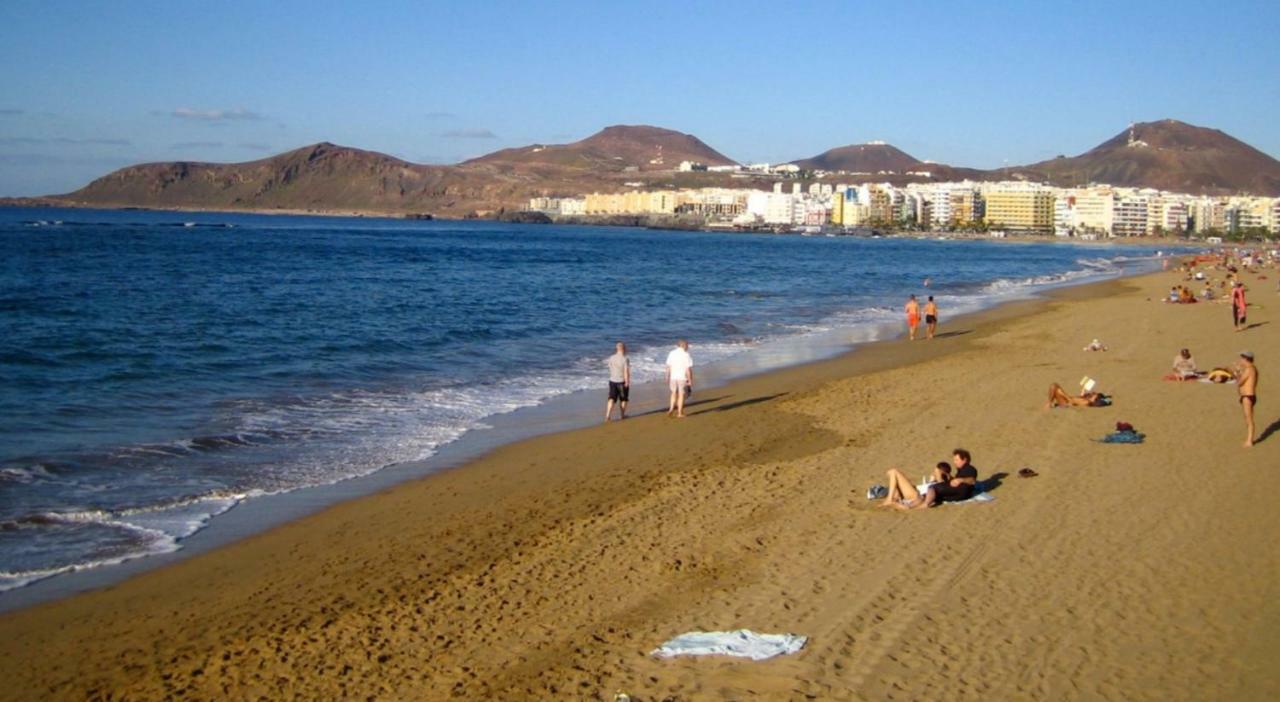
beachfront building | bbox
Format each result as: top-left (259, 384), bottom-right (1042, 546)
top-left (675, 188), bottom-right (747, 218)
top-left (909, 182), bottom-right (984, 228)
top-left (1189, 198), bottom-right (1227, 234)
top-left (1148, 196), bottom-right (1189, 235)
top-left (583, 190), bottom-right (678, 215)
top-left (982, 183), bottom-right (1054, 233)
top-left (832, 185), bottom-right (870, 227)
top-left (1111, 193), bottom-right (1149, 237)
top-left (528, 196), bottom-right (587, 215)
top-left (1225, 197), bottom-right (1273, 234)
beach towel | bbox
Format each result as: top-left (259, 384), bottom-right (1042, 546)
top-left (1098, 430), bottom-right (1145, 444)
top-left (651, 630), bottom-right (807, 661)
top-left (915, 483), bottom-right (996, 505)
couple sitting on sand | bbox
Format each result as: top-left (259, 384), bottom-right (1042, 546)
top-left (881, 449), bottom-right (978, 510)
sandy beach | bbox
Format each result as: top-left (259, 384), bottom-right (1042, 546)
top-left (1, 264), bottom-right (1277, 701)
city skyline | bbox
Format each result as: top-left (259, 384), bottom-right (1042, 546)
top-left (2, 0), bottom-right (1279, 196)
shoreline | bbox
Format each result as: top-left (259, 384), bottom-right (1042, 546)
top-left (6, 262), bottom-right (1275, 699)
top-left (0, 254), bottom-right (1134, 610)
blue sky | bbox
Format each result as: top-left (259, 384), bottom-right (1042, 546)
top-left (1, 0), bottom-right (1278, 196)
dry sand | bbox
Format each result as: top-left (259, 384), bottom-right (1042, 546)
top-left (1, 266), bottom-right (1277, 701)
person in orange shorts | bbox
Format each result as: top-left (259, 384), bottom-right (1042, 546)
top-left (905, 294), bottom-right (921, 341)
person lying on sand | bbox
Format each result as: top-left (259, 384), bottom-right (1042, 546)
top-left (881, 449), bottom-right (979, 510)
top-left (1046, 382), bottom-right (1107, 408)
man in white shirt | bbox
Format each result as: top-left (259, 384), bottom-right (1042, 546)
top-left (665, 339), bottom-right (694, 418)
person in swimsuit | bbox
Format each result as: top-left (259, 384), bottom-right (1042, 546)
top-left (1232, 282), bottom-right (1248, 331)
top-left (1237, 351), bottom-right (1258, 447)
top-left (1046, 382), bottom-right (1105, 408)
top-left (923, 296), bottom-right (939, 339)
top-left (905, 294), bottom-right (921, 341)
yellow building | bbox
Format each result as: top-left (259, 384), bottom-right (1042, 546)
top-left (983, 186), bottom-right (1054, 233)
top-left (583, 190), bottom-right (677, 215)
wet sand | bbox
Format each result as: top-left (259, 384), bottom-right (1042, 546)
top-left (1, 267), bottom-right (1277, 701)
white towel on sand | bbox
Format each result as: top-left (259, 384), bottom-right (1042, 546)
top-left (651, 630), bottom-right (807, 661)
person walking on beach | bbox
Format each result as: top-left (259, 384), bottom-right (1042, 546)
top-left (1232, 281), bottom-right (1248, 332)
top-left (1236, 351), bottom-right (1258, 447)
top-left (665, 339), bottom-right (694, 418)
top-left (605, 341), bottom-right (631, 422)
top-left (905, 294), bottom-right (921, 341)
top-left (923, 295), bottom-right (939, 340)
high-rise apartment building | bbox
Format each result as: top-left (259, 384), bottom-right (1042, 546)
top-left (983, 184), bottom-right (1054, 233)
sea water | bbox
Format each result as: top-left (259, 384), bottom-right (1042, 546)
top-left (0, 208), bottom-right (1169, 592)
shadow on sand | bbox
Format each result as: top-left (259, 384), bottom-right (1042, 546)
top-left (979, 471), bottom-right (1008, 493)
top-left (1255, 418), bottom-right (1280, 445)
top-left (930, 329), bottom-right (972, 340)
top-left (708, 393), bottom-right (788, 413)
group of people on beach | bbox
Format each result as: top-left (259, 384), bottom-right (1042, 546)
top-left (904, 294), bottom-right (939, 340)
top-left (1052, 249), bottom-right (1266, 446)
top-left (1170, 249), bottom-right (1268, 445)
top-left (604, 339), bottom-right (694, 421)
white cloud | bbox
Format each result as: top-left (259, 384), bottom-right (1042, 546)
top-left (168, 107), bottom-right (264, 122)
top-left (440, 128), bottom-right (498, 139)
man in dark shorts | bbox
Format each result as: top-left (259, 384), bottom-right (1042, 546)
top-left (1237, 351), bottom-right (1258, 447)
top-left (605, 341), bottom-right (631, 422)
top-left (928, 448), bottom-right (978, 504)
top-left (924, 296), bottom-right (939, 340)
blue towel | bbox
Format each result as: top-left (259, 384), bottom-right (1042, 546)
top-left (1100, 430), bottom-right (1145, 444)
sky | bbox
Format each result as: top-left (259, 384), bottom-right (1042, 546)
top-left (1, 0), bottom-right (1278, 196)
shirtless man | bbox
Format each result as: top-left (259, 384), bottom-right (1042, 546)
top-left (1237, 351), bottom-right (1258, 447)
top-left (905, 294), bottom-right (921, 341)
top-left (923, 295), bottom-right (939, 339)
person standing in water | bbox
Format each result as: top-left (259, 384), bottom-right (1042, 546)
top-left (605, 341), bottom-right (631, 422)
top-left (905, 294), bottom-right (921, 341)
top-left (923, 295), bottom-right (939, 340)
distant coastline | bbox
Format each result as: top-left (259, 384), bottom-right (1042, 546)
top-left (0, 200), bottom-right (1203, 246)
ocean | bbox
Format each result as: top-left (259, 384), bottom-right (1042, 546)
top-left (0, 207), bottom-right (1169, 594)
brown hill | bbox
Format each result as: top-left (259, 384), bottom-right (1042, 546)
top-left (33, 119), bottom-right (1280, 218)
top-left (462, 125), bottom-right (736, 172)
top-left (56, 142), bottom-right (533, 215)
top-left (790, 143), bottom-right (923, 173)
top-left (1006, 119), bottom-right (1280, 195)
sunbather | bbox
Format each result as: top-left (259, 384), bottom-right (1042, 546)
top-left (881, 450), bottom-right (979, 510)
top-left (1046, 382), bottom-right (1106, 408)
top-left (1167, 348), bottom-right (1201, 380)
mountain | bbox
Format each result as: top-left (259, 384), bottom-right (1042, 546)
top-left (56, 142), bottom-right (539, 215)
top-left (462, 125), bottom-right (736, 172)
top-left (24, 119), bottom-right (1280, 217)
top-left (1007, 119), bottom-right (1280, 195)
top-left (790, 143), bottom-right (923, 173)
